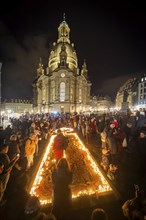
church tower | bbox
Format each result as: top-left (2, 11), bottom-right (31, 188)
top-left (33, 15), bottom-right (91, 113)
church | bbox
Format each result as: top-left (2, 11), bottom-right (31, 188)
top-left (33, 15), bottom-right (92, 113)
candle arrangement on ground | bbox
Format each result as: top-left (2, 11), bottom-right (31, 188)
top-left (29, 128), bottom-right (113, 205)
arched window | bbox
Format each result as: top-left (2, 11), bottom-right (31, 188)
top-left (51, 81), bottom-right (55, 101)
top-left (79, 88), bottom-right (82, 102)
top-left (60, 82), bottom-right (65, 101)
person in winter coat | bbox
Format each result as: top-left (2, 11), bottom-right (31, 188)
top-left (53, 129), bottom-right (67, 162)
top-left (122, 189), bottom-right (146, 220)
top-left (2, 173), bottom-right (30, 220)
top-left (100, 146), bottom-right (110, 172)
top-left (106, 123), bottom-right (118, 163)
top-left (136, 131), bottom-right (146, 179)
top-left (24, 133), bottom-right (36, 171)
top-left (0, 162), bottom-right (4, 204)
top-left (8, 134), bottom-right (21, 170)
top-left (0, 143), bottom-right (19, 203)
top-left (107, 163), bottom-right (118, 184)
top-left (51, 158), bottom-right (73, 220)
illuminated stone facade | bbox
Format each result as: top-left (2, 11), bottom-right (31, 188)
top-left (138, 75), bottom-right (146, 108)
top-left (0, 99), bottom-right (32, 115)
top-left (89, 96), bottom-right (113, 112)
top-left (116, 74), bottom-right (146, 110)
top-left (115, 77), bottom-right (137, 110)
top-left (33, 16), bottom-right (91, 113)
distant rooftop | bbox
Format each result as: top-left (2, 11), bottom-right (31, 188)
top-left (2, 99), bottom-right (32, 104)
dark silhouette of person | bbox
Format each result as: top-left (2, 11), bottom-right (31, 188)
top-left (51, 158), bottom-right (73, 220)
top-left (91, 208), bottom-right (108, 220)
top-left (0, 173), bottom-right (30, 220)
top-left (24, 195), bottom-right (50, 220)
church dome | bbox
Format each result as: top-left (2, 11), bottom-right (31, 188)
top-left (48, 15), bottom-right (78, 73)
top-left (48, 42), bottom-right (78, 72)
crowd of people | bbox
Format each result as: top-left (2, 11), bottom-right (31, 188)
top-left (0, 109), bottom-right (146, 219)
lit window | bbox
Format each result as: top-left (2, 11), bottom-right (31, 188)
top-left (51, 81), bottom-right (55, 101)
top-left (60, 82), bottom-right (65, 101)
top-left (70, 88), bottom-right (73, 101)
top-left (79, 89), bottom-right (82, 102)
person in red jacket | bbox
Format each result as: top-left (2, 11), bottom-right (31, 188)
top-left (53, 129), bottom-right (68, 162)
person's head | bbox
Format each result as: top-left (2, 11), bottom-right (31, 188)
top-left (40, 122), bottom-right (44, 127)
top-left (140, 131), bottom-right (146, 138)
top-left (57, 128), bottom-right (62, 134)
top-left (57, 158), bottom-right (70, 171)
top-left (127, 122), bottom-right (132, 128)
top-left (10, 134), bottom-right (17, 141)
top-left (109, 164), bottom-right (118, 172)
top-left (25, 196), bottom-right (41, 219)
top-left (110, 123), bottom-right (115, 129)
top-left (91, 208), bottom-right (108, 220)
top-left (31, 123), bottom-right (36, 128)
top-left (34, 129), bottom-right (40, 135)
top-left (29, 133), bottom-right (36, 140)
top-left (102, 147), bottom-right (110, 155)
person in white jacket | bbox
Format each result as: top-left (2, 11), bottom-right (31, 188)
top-left (24, 133), bottom-right (36, 171)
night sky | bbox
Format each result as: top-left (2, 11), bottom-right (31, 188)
top-left (0, 0), bottom-right (146, 101)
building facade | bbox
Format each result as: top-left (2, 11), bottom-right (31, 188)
top-left (0, 99), bottom-right (32, 116)
top-left (138, 74), bottom-right (146, 108)
top-left (33, 16), bottom-right (91, 113)
top-left (90, 95), bottom-right (113, 112)
top-left (116, 74), bottom-right (146, 110)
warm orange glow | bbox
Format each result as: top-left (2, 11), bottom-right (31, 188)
top-left (29, 127), bottom-right (112, 205)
